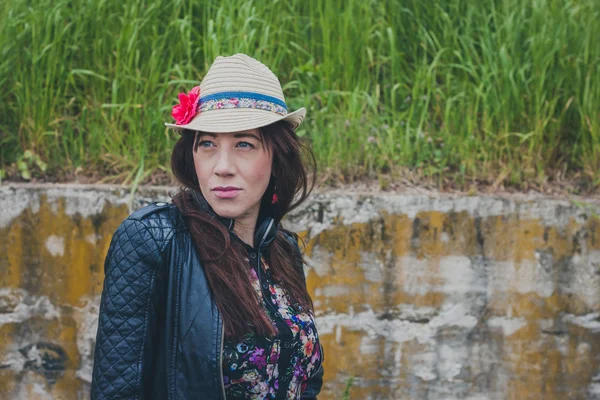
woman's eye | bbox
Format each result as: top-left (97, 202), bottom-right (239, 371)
top-left (198, 140), bottom-right (214, 148)
top-left (237, 141), bottom-right (255, 149)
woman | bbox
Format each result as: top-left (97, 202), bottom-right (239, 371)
top-left (90, 54), bottom-right (324, 399)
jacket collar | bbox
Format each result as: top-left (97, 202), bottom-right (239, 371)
top-left (191, 189), bottom-right (277, 250)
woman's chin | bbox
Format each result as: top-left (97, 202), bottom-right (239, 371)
top-left (210, 203), bottom-right (245, 220)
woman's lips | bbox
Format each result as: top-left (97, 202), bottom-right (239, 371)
top-left (212, 188), bottom-right (241, 199)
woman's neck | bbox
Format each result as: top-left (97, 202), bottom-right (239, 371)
top-left (233, 210), bottom-right (259, 248)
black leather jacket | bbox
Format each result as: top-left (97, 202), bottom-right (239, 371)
top-left (90, 201), bottom-right (324, 399)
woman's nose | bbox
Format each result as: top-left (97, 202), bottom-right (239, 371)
top-left (214, 150), bottom-right (235, 176)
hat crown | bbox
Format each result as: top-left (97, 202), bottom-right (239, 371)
top-left (165, 53), bottom-right (306, 133)
top-left (199, 54), bottom-right (286, 103)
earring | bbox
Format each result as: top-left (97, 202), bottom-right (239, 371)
top-left (270, 176), bottom-right (277, 204)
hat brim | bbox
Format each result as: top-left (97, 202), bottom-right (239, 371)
top-left (165, 107), bottom-right (306, 134)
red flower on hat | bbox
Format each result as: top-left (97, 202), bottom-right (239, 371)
top-left (172, 86), bottom-right (201, 125)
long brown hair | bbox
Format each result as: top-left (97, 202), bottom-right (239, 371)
top-left (170, 120), bottom-right (316, 340)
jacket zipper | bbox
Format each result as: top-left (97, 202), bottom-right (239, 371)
top-left (218, 317), bottom-right (226, 399)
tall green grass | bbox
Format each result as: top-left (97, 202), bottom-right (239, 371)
top-left (1, 0), bottom-right (598, 190)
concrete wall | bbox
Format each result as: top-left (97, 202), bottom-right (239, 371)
top-left (1, 184), bottom-right (599, 399)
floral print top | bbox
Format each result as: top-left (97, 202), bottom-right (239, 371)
top-left (221, 246), bottom-right (322, 399)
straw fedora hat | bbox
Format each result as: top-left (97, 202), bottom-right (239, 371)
top-left (165, 53), bottom-right (306, 133)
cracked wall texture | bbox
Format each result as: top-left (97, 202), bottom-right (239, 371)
top-left (1, 184), bottom-right (599, 400)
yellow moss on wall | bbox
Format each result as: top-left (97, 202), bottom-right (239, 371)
top-left (0, 195), bottom-right (128, 399)
top-left (303, 209), bottom-right (600, 399)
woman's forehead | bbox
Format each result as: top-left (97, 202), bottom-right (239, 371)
top-left (196, 128), bottom-right (261, 138)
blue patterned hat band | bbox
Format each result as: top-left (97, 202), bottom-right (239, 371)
top-left (198, 91), bottom-right (288, 116)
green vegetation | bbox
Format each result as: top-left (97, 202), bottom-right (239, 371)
top-left (1, 0), bottom-right (599, 191)
top-left (342, 376), bottom-right (355, 400)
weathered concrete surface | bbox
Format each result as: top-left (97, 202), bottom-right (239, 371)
top-left (1, 184), bottom-right (600, 399)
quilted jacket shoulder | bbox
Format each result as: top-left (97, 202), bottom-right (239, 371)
top-left (128, 202), bottom-right (187, 257)
top-left (130, 201), bottom-right (183, 229)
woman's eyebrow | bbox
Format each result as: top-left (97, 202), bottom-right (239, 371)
top-left (233, 133), bottom-right (261, 141)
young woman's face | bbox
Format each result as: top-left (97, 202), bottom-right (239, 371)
top-left (193, 129), bottom-right (273, 220)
